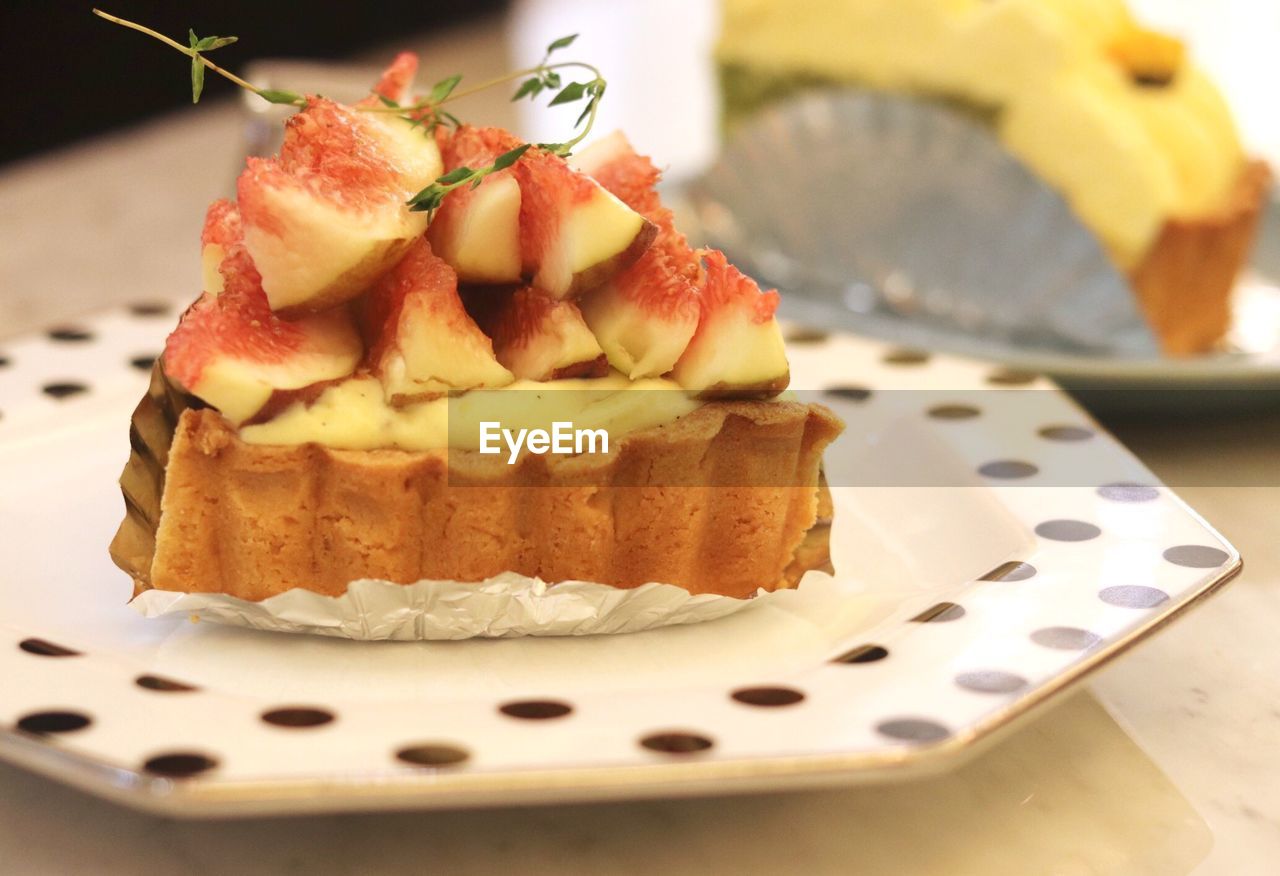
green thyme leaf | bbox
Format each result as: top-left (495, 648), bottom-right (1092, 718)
top-left (193, 35), bottom-right (227, 50)
top-left (437, 166), bottom-right (476, 185)
top-left (428, 73), bottom-right (462, 104)
top-left (258, 89), bottom-right (305, 105)
top-left (575, 99), bottom-right (594, 127)
top-left (188, 30), bottom-right (237, 52)
top-left (491, 143), bottom-right (531, 171)
top-left (512, 77), bottom-right (543, 101)
top-left (407, 183), bottom-right (447, 208)
top-left (376, 94), bottom-right (400, 108)
top-left (549, 81), bottom-right (588, 106)
top-left (407, 188), bottom-right (445, 212)
top-left (546, 34), bottom-right (578, 54)
top-left (543, 70), bottom-right (561, 89)
top-left (190, 56), bottom-right (204, 103)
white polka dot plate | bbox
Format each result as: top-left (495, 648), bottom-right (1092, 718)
top-left (0, 304), bottom-right (1240, 817)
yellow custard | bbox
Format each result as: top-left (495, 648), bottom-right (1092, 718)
top-left (238, 373), bottom-right (704, 452)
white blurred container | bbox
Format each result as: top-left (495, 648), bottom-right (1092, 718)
top-left (509, 0), bottom-right (719, 182)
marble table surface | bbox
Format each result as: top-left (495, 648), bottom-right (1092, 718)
top-left (2, 8), bottom-right (1279, 875)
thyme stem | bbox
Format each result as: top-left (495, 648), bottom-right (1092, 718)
top-left (92, 9), bottom-right (302, 106)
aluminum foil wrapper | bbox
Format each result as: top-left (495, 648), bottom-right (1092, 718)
top-left (128, 518), bottom-right (834, 640)
top-left (113, 365), bottom-right (836, 640)
top-left (130, 575), bottom-right (771, 640)
top-left (690, 90), bottom-right (1160, 358)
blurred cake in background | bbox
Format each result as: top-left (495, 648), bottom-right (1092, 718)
top-left (718, 0), bottom-right (1271, 354)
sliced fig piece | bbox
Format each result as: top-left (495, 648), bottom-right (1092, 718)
top-left (370, 51), bottom-right (418, 104)
top-left (363, 238), bottom-right (513, 399)
top-left (578, 241), bottom-right (701, 379)
top-left (427, 126), bottom-right (524, 284)
top-left (475, 285), bottom-right (607, 381)
top-left (200, 198), bottom-right (241, 296)
top-left (570, 130), bottom-right (663, 213)
top-left (572, 133), bottom-right (701, 377)
top-left (516, 146), bottom-right (656, 298)
top-left (429, 126), bottom-right (655, 298)
top-left (163, 247), bottom-right (363, 425)
top-left (238, 73), bottom-right (442, 316)
top-left (672, 249), bottom-right (789, 397)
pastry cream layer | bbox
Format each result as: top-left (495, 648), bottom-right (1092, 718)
top-left (239, 373), bottom-right (703, 452)
top-left (718, 0), bottom-right (1245, 268)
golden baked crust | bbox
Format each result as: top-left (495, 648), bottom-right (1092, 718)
top-left (1130, 160), bottom-right (1272, 355)
top-left (113, 373), bottom-right (843, 601)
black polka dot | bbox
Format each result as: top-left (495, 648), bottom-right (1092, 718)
top-left (955, 671), bottom-right (1028, 694)
top-left (1099, 585), bottom-right (1169, 608)
top-left (1097, 483), bottom-right (1159, 503)
top-left (47, 327), bottom-right (93, 343)
top-left (784, 326), bottom-right (829, 344)
top-left (396, 744), bottom-right (470, 768)
top-left (499, 700), bottom-right (572, 720)
top-left (832, 644), bottom-right (889, 664)
top-left (1035, 520), bottom-right (1101, 542)
top-left (731, 687), bottom-right (805, 707)
top-left (0, 355), bottom-right (10, 368)
top-left (640, 732), bottom-right (714, 754)
top-left (910, 602), bottom-right (965, 623)
top-left (1039, 425), bottom-right (1095, 442)
top-left (1163, 545), bottom-right (1230, 569)
top-left (19, 638), bottom-right (80, 657)
top-left (143, 752), bottom-right (218, 778)
top-left (129, 354), bottom-right (158, 371)
top-left (824, 386), bottom-right (872, 402)
top-left (129, 302), bottom-right (172, 317)
top-left (1031, 626), bottom-right (1101, 651)
top-left (928, 404), bottom-right (980, 420)
top-left (883, 349), bottom-right (930, 366)
top-left (136, 674), bottom-right (198, 693)
top-left (978, 460), bottom-right (1039, 479)
top-left (986, 370), bottom-right (1038, 386)
top-left (42, 382), bottom-right (89, 399)
top-left (979, 561), bottom-right (1036, 582)
top-left (17, 710), bottom-right (92, 734)
top-left (876, 718), bottom-right (950, 743)
top-left (261, 707), bottom-right (335, 728)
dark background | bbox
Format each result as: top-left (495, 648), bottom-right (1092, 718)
top-left (0, 1), bottom-right (508, 165)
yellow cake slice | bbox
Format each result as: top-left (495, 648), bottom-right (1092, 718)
top-left (718, 0), bottom-right (1271, 354)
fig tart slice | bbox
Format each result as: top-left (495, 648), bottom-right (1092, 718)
top-left (111, 56), bottom-right (843, 604)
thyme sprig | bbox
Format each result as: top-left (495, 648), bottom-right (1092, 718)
top-left (93, 9), bottom-right (305, 107)
top-left (93, 10), bottom-right (608, 216)
top-left (405, 143), bottom-right (532, 213)
top-left (404, 35), bottom-right (608, 214)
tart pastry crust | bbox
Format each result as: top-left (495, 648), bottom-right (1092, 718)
top-left (112, 368), bottom-right (843, 600)
top-left (1129, 160), bottom-right (1272, 355)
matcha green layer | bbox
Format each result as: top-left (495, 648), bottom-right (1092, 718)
top-left (718, 61), bottom-right (1001, 132)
